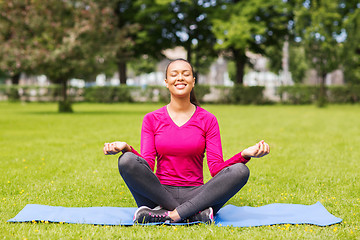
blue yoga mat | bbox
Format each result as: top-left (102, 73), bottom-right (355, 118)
top-left (7, 202), bottom-right (341, 227)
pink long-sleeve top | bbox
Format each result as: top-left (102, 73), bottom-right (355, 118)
top-left (130, 106), bottom-right (250, 186)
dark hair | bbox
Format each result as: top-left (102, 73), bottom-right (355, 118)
top-left (165, 58), bottom-right (200, 106)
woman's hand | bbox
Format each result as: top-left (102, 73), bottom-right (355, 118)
top-left (241, 140), bottom-right (270, 159)
top-left (103, 141), bottom-right (131, 155)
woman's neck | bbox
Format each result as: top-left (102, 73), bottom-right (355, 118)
top-left (168, 96), bottom-right (194, 113)
top-left (167, 97), bottom-right (196, 127)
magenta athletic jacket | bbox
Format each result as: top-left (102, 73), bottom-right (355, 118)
top-left (129, 106), bottom-right (250, 186)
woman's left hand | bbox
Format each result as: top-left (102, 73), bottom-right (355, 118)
top-left (241, 140), bottom-right (270, 159)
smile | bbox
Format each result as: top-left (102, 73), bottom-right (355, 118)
top-left (175, 83), bottom-right (187, 89)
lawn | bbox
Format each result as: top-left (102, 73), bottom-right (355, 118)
top-left (1, 102), bottom-right (359, 239)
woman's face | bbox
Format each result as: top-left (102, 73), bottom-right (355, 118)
top-left (165, 60), bottom-right (195, 98)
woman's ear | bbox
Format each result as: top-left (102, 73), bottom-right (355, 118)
top-left (165, 78), bottom-right (169, 88)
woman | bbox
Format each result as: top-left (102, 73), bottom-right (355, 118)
top-left (103, 59), bottom-right (270, 224)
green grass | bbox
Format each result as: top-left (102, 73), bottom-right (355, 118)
top-left (1, 102), bottom-right (359, 239)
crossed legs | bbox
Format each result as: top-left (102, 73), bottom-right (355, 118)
top-left (118, 152), bottom-right (250, 221)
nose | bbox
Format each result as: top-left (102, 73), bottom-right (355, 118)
top-left (177, 73), bottom-right (184, 81)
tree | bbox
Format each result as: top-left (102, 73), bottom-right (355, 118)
top-left (289, 44), bottom-right (309, 84)
top-left (128, 55), bottom-right (158, 76)
top-left (341, 1), bottom-right (360, 84)
top-left (111, 0), bottom-right (177, 84)
top-left (0, 0), bottom-right (117, 112)
top-left (113, 0), bottom-right (141, 84)
top-left (213, 0), bottom-right (291, 84)
top-left (0, 1), bottom-right (36, 84)
top-left (135, 0), bottom-right (218, 79)
top-left (266, 43), bottom-right (309, 84)
top-left (294, 0), bottom-right (344, 106)
top-left (164, 0), bottom-right (218, 71)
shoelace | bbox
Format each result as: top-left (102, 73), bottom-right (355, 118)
top-left (148, 211), bottom-right (169, 222)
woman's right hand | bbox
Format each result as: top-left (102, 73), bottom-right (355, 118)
top-left (103, 141), bottom-right (131, 155)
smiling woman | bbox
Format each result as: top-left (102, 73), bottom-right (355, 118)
top-left (103, 58), bottom-right (270, 225)
top-left (164, 59), bottom-right (197, 127)
top-left (165, 59), bottom-right (195, 96)
top-left (165, 58), bottom-right (199, 107)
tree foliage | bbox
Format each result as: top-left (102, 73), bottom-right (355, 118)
top-left (112, 0), bottom-right (171, 84)
top-left (144, 0), bottom-right (218, 76)
top-left (1, 0), bottom-right (359, 107)
top-left (213, 0), bottom-right (291, 84)
top-left (289, 44), bottom-right (309, 84)
top-left (294, 0), bottom-right (344, 106)
top-left (0, 0), bottom-right (119, 111)
top-left (341, 1), bottom-right (360, 84)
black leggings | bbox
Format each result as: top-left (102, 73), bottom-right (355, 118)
top-left (118, 152), bottom-right (250, 219)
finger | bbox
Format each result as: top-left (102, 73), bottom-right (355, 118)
top-left (106, 143), bottom-right (112, 154)
top-left (112, 143), bottom-right (120, 153)
top-left (261, 142), bottom-right (268, 156)
top-left (103, 143), bottom-right (108, 154)
top-left (257, 141), bottom-right (265, 157)
top-left (255, 142), bottom-right (261, 152)
top-left (104, 143), bottom-right (109, 153)
top-left (259, 143), bottom-right (269, 157)
top-left (113, 142), bottom-right (122, 152)
top-left (265, 142), bottom-right (270, 154)
top-left (109, 143), bottom-right (115, 152)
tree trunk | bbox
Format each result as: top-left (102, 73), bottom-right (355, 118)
top-left (11, 73), bottom-right (21, 85)
top-left (233, 49), bottom-right (247, 85)
top-left (62, 80), bottom-right (68, 102)
top-left (58, 79), bottom-right (73, 113)
top-left (118, 61), bottom-right (127, 85)
top-left (187, 45), bottom-right (192, 64)
top-left (194, 43), bottom-right (200, 85)
top-left (318, 73), bottom-right (327, 107)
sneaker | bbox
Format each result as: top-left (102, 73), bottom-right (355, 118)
top-left (133, 206), bottom-right (172, 224)
top-left (186, 207), bottom-right (214, 224)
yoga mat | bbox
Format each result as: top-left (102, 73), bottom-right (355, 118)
top-left (7, 202), bottom-right (342, 227)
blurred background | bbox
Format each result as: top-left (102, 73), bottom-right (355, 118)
top-left (0, 0), bottom-right (359, 111)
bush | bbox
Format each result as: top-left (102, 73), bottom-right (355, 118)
top-left (278, 85), bottom-right (360, 104)
top-left (0, 85), bottom-right (79, 102)
top-left (278, 85), bottom-right (318, 104)
top-left (211, 86), bottom-right (232, 104)
top-left (328, 85), bottom-right (360, 103)
top-left (194, 85), bottom-right (211, 103)
top-left (145, 86), bottom-right (170, 103)
top-left (231, 85), bottom-right (265, 104)
top-left (0, 85), bottom-right (21, 101)
top-left (327, 86), bottom-right (350, 103)
top-left (83, 86), bottom-right (135, 103)
top-left (349, 85), bottom-right (360, 103)
top-left (2, 84), bottom-right (358, 105)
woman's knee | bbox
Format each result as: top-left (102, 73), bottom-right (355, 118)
top-left (118, 152), bottom-right (138, 174)
top-left (230, 163), bottom-right (250, 183)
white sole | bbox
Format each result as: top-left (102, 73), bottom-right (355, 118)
top-left (133, 206), bottom-right (151, 222)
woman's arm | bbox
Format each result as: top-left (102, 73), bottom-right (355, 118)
top-left (140, 113), bottom-right (157, 171)
top-left (102, 113), bottom-right (156, 170)
top-left (206, 116), bottom-right (270, 177)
